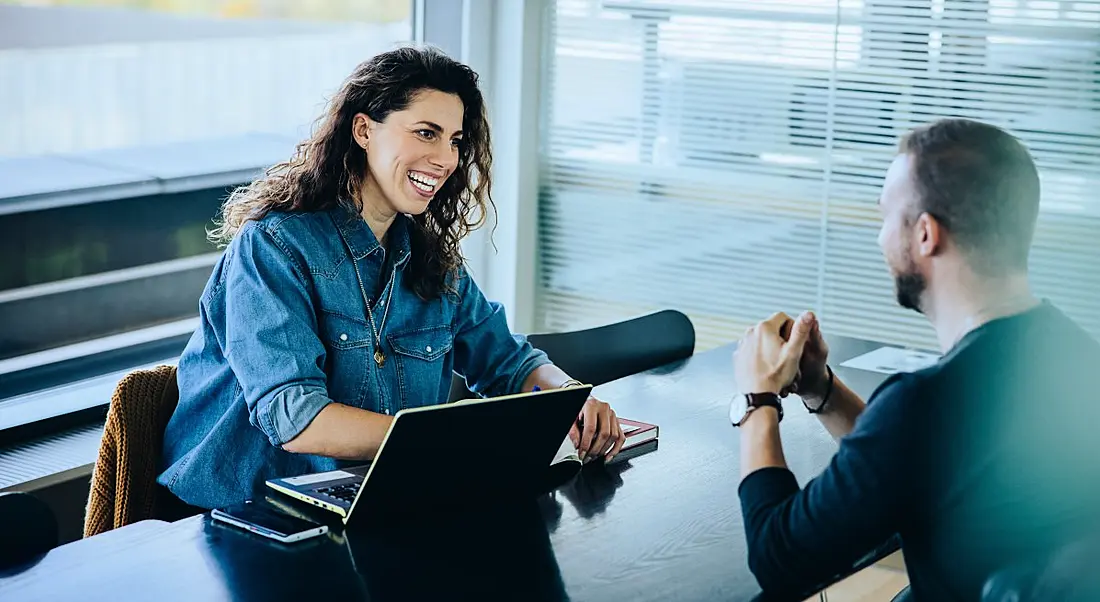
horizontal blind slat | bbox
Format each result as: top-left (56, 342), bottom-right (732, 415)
top-left (539, 0), bottom-right (1100, 350)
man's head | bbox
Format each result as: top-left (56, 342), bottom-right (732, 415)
top-left (877, 119), bottom-right (1041, 312)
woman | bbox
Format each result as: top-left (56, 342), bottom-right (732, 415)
top-left (158, 47), bottom-right (625, 510)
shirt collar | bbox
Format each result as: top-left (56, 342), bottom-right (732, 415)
top-left (331, 206), bottom-right (413, 270)
top-left (942, 298), bottom-right (1049, 361)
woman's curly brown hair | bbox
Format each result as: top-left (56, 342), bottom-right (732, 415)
top-left (211, 46), bottom-right (493, 300)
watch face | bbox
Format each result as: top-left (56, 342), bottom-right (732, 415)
top-left (729, 393), bottom-right (750, 426)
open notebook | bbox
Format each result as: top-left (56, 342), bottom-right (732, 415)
top-left (544, 418), bottom-right (659, 490)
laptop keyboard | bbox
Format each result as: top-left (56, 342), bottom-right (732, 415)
top-left (317, 484), bottom-right (358, 504)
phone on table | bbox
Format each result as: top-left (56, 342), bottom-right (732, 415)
top-left (211, 500), bottom-right (329, 543)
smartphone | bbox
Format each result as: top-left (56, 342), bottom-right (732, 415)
top-left (211, 500), bottom-right (329, 543)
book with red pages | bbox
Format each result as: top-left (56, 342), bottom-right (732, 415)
top-left (618, 417), bottom-right (659, 451)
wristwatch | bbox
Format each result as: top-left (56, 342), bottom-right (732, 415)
top-left (729, 392), bottom-right (783, 427)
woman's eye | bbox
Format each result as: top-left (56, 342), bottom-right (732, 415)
top-left (451, 138), bottom-right (463, 149)
top-left (416, 129), bottom-right (436, 140)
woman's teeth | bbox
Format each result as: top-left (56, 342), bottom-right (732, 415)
top-left (408, 171), bottom-right (438, 193)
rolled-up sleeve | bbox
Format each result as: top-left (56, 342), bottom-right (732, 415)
top-left (450, 268), bottom-right (550, 398)
top-left (218, 225), bottom-right (333, 447)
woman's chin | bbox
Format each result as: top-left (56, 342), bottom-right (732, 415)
top-left (397, 198), bottom-right (432, 215)
top-left (385, 191), bottom-right (432, 215)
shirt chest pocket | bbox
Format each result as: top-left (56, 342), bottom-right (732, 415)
top-left (319, 311), bottom-right (373, 409)
top-left (387, 325), bottom-right (453, 410)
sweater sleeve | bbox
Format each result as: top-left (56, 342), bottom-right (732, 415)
top-left (738, 374), bottom-right (925, 599)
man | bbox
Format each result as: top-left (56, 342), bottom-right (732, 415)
top-left (731, 119), bottom-right (1100, 601)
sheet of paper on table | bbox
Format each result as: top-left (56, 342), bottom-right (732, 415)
top-left (839, 346), bottom-right (941, 374)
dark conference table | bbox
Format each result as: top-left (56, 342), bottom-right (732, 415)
top-left (0, 336), bottom-right (898, 602)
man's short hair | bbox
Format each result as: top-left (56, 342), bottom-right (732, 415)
top-left (899, 119), bottom-right (1041, 275)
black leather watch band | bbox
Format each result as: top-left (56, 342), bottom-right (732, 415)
top-left (746, 392), bottom-right (784, 423)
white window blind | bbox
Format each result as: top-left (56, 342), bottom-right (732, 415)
top-left (536, 0), bottom-right (1100, 351)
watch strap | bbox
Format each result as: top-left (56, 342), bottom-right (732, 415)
top-left (743, 392), bottom-right (783, 424)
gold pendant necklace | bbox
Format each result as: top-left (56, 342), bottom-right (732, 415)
top-left (345, 232), bottom-right (397, 370)
top-left (352, 259), bottom-right (395, 369)
top-left (366, 271), bottom-right (395, 368)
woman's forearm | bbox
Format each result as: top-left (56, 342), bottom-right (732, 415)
top-left (522, 363), bottom-right (575, 392)
top-left (281, 403), bottom-right (394, 460)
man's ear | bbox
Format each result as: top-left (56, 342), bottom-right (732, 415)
top-left (352, 113), bottom-right (371, 150)
top-left (914, 212), bottom-right (945, 259)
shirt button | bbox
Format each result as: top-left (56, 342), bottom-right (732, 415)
top-left (425, 346), bottom-right (432, 353)
top-left (339, 333), bottom-right (348, 341)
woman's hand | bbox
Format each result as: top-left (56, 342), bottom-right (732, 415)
top-left (523, 364), bottom-right (627, 463)
top-left (569, 396), bottom-right (626, 463)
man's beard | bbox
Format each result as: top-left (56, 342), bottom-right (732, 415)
top-left (894, 261), bottom-right (927, 313)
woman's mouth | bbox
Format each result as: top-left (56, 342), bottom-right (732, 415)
top-left (407, 170), bottom-right (439, 198)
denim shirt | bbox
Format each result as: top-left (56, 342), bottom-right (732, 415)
top-left (158, 207), bottom-right (550, 509)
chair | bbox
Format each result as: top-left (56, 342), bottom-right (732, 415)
top-left (981, 534), bottom-right (1100, 602)
top-left (0, 492), bottom-right (58, 569)
top-left (889, 586), bottom-right (912, 602)
top-left (450, 310), bottom-right (696, 401)
top-left (84, 364), bottom-right (180, 538)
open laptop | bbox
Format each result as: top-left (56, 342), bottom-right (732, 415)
top-left (266, 385), bottom-right (592, 527)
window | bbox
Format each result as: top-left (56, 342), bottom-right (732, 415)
top-left (0, 190), bottom-right (225, 361)
top-left (0, 0), bottom-right (412, 409)
top-left (537, 0), bottom-right (1100, 351)
top-left (0, 0), bottom-right (412, 157)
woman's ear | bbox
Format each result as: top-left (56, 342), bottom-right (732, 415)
top-left (351, 113), bottom-right (371, 151)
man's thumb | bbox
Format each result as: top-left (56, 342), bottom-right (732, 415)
top-left (786, 312), bottom-right (814, 355)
